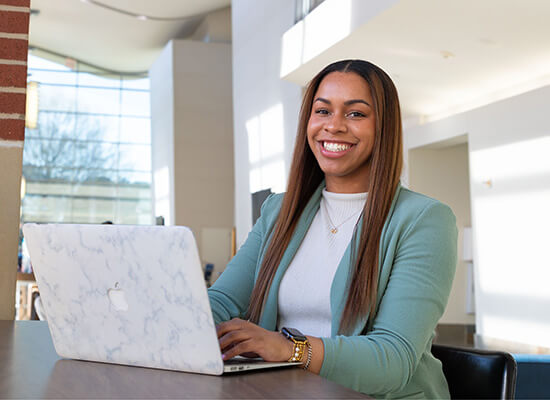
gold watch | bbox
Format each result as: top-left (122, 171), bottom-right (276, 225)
top-left (281, 327), bottom-right (309, 363)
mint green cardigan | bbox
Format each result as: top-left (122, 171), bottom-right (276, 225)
top-left (208, 183), bottom-right (457, 398)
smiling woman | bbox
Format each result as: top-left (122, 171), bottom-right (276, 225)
top-left (307, 71), bottom-right (376, 193)
top-left (208, 60), bottom-right (458, 399)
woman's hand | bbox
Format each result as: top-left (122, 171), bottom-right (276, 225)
top-left (216, 318), bottom-right (293, 362)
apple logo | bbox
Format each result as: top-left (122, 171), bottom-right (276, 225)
top-left (108, 282), bottom-right (129, 311)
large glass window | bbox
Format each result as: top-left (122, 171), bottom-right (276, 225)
top-left (21, 54), bottom-right (153, 226)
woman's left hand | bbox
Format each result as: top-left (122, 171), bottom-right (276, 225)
top-left (216, 318), bottom-right (293, 362)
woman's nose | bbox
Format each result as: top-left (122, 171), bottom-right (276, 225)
top-left (324, 113), bottom-right (347, 134)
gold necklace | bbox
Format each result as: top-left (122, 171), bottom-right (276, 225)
top-left (321, 199), bottom-right (361, 234)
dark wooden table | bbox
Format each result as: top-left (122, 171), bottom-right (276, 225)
top-left (0, 321), bottom-right (368, 399)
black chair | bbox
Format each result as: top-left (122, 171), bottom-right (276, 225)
top-left (432, 344), bottom-right (517, 399)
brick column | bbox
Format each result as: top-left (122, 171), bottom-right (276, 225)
top-left (0, 0), bottom-right (30, 319)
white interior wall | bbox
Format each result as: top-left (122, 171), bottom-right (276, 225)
top-left (232, 0), bottom-right (302, 246)
top-left (408, 143), bottom-right (475, 325)
top-left (405, 85), bottom-right (550, 347)
top-left (150, 38), bottom-right (234, 277)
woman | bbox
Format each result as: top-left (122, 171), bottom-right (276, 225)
top-left (208, 59), bottom-right (457, 398)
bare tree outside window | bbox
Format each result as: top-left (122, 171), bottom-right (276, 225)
top-left (23, 111), bottom-right (118, 184)
top-left (21, 54), bottom-right (152, 226)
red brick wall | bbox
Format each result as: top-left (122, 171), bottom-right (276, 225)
top-left (0, 0), bottom-right (30, 142)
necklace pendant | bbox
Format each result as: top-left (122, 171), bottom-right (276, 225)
top-left (331, 227), bottom-right (338, 234)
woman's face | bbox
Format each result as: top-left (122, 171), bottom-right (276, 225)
top-left (307, 71), bottom-right (376, 193)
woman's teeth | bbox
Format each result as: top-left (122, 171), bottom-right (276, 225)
top-left (323, 142), bottom-right (351, 152)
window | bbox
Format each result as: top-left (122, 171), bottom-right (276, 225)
top-left (21, 54), bottom-right (153, 225)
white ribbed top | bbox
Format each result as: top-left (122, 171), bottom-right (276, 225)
top-left (277, 189), bottom-right (367, 337)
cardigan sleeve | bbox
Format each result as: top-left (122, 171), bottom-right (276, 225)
top-left (320, 201), bottom-right (457, 396)
top-left (207, 194), bottom-right (276, 325)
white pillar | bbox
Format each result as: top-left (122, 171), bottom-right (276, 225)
top-left (150, 39), bottom-right (234, 277)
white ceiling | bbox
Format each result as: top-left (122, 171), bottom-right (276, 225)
top-left (28, 0), bottom-right (550, 122)
top-left (28, 0), bottom-right (230, 73)
top-left (282, 0), bottom-right (550, 122)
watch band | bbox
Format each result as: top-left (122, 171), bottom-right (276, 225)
top-left (288, 339), bottom-right (307, 363)
top-left (281, 327), bottom-right (310, 364)
top-left (303, 341), bottom-right (312, 370)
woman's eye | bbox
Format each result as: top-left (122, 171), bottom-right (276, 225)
top-left (347, 111), bottom-right (366, 118)
top-left (315, 109), bottom-right (329, 115)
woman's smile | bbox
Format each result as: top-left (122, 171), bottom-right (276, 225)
top-left (318, 140), bottom-right (355, 157)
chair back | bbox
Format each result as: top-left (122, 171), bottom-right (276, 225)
top-left (432, 344), bottom-right (517, 399)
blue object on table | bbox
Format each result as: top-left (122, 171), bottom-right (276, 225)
top-left (513, 354), bottom-right (550, 399)
top-left (204, 263), bottom-right (214, 285)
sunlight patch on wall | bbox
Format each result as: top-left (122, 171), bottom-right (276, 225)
top-left (480, 314), bottom-right (550, 348)
top-left (260, 160), bottom-right (286, 193)
top-left (470, 135), bottom-right (550, 346)
top-left (246, 104), bottom-right (286, 194)
top-left (474, 189), bottom-right (550, 296)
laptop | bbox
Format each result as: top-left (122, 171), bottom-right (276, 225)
top-left (22, 223), bottom-right (299, 374)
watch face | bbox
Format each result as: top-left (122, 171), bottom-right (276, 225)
top-left (281, 327), bottom-right (307, 342)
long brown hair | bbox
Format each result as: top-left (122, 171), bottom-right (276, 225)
top-left (246, 60), bottom-right (403, 334)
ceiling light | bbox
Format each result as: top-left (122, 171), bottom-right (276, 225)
top-left (20, 176), bottom-right (26, 200)
top-left (25, 81), bottom-right (39, 130)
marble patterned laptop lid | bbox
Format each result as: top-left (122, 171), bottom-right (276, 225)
top-left (22, 223), bottom-right (225, 375)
